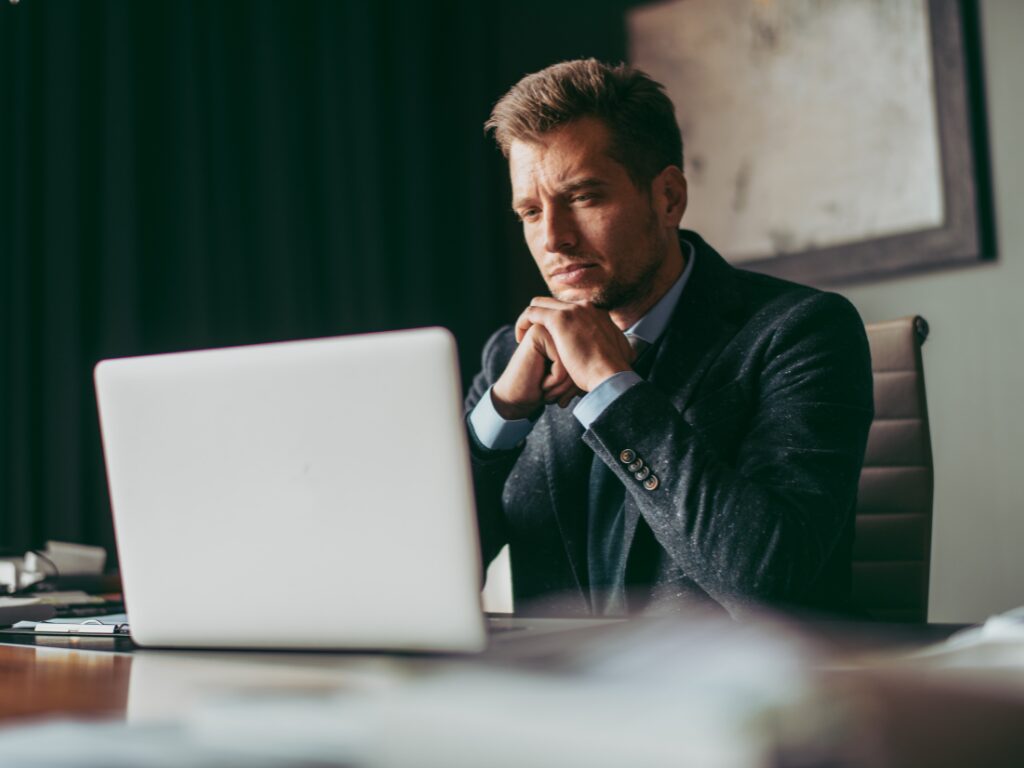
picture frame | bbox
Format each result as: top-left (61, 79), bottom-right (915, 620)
top-left (628, 0), bottom-right (993, 286)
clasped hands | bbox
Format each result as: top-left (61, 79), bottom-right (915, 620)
top-left (490, 297), bottom-right (636, 421)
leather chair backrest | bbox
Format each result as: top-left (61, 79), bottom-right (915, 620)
top-left (853, 316), bottom-right (934, 622)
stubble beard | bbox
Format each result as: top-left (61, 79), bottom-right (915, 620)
top-left (554, 214), bottom-right (668, 314)
top-left (586, 254), bottom-right (662, 312)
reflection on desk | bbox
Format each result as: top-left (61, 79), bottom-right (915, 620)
top-left (1, 613), bottom-right (1024, 767)
top-left (0, 644), bottom-right (131, 721)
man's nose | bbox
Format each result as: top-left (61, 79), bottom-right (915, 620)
top-left (543, 205), bottom-right (578, 254)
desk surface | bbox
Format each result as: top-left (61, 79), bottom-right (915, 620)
top-left (0, 643), bottom-right (131, 721)
top-left (2, 618), bottom-right (1024, 767)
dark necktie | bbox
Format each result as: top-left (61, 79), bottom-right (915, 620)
top-left (586, 335), bottom-right (654, 615)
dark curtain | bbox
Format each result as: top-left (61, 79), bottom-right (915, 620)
top-left (0, 0), bottom-right (628, 558)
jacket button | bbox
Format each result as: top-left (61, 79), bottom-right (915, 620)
top-left (643, 475), bottom-right (659, 491)
top-left (634, 466), bottom-right (650, 481)
top-left (628, 458), bottom-right (644, 473)
top-left (619, 449), bottom-right (636, 464)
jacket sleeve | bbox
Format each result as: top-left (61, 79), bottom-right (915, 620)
top-left (581, 292), bottom-right (874, 611)
top-left (463, 326), bottom-right (522, 569)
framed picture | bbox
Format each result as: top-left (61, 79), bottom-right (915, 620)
top-left (628, 0), bottom-right (993, 286)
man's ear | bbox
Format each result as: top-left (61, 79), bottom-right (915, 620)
top-left (652, 166), bottom-right (687, 228)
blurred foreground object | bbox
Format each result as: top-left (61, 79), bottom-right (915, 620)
top-left (3, 610), bottom-right (1024, 765)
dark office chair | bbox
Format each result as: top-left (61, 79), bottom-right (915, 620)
top-left (853, 316), bottom-right (934, 622)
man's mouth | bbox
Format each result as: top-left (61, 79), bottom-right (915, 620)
top-left (550, 263), bottom-right (597, 285)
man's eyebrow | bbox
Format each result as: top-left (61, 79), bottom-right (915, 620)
top-left (557, 177), bottom-right (608, 195)
top-left (512, 178), bottom-right (608, 211)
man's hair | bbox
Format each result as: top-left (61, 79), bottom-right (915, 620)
top-left (485, 58), bottom-right (683, 188)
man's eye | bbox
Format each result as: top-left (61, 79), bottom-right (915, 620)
top-left (518, 208), bottom-right (540, 222)
top-left (572, 194), bottom-right (595, 204)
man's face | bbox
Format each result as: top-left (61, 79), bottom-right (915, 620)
top-left (509, 117), bottom-right (676, 320)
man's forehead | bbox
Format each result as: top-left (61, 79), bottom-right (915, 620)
top-left (508, 119), bottom-right (622, 193)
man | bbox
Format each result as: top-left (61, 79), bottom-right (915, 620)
top-left (465, 59), bottom-right (873, 617)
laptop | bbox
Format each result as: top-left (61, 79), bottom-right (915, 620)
top-left (94, 327), bottom-right (487, 652)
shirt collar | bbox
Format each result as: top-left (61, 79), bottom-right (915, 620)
top-left (626, 239), bottom-right (695, 345)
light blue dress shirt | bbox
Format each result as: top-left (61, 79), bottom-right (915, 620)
top-left (469, 242), bottom-right (696, 450)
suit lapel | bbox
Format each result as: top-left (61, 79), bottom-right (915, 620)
top-left (538, 403), bottom-right (590, 600)
top-left (650, 232), bottom-right (744, 410)
top-left (622, 232), bottom-right (745, 555)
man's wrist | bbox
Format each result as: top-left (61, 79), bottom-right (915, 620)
top-left (490, 386), bottom-right (542, 421)
top-left (581, 364), bottom-right (633, 393)
top-left (468, 386), bottom-right (538, 451)
top-left (573, 371), bottom-right (643, 429)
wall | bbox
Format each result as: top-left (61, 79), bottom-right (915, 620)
top-left (842, 0), bottom-right (1023, 622)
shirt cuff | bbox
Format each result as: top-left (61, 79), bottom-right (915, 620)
top-left (573, 371), bottom-right (643, 430)
top-left (468, 386), bottom-right (537, 450)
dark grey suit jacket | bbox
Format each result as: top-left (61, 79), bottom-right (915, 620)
top-left (465, 231), bottom-right (874, 617)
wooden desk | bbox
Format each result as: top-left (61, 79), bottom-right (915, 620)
top-left (3, 621), bottom-right (1024, 767)
top-left (0, 643), bottom-right (131, 721)
top-left (0, 633), bottom-right (441, 726)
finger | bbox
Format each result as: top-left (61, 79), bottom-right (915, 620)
top-left (522, 306), bottom-right (571, 349)
top-left (541, 356), bottom-right (568, 389)
top-left (529, 296), bottom-right (573, 310)
top-left (514, 310), bottom-right (534, 344)
top-left (542, 370), bottom-right (576, 398)
top-left (541, 372), bottom-right (565, 391)
top-left (516, 305), bottom-right (556, 344)
top-left (558, 387), bottom-right (583, 408)
top-left (520, 305), bottom-right (558, 327)
top-left (544, 379), bottom-right (579, 404)
top-left (532, 296), bottom-right (616, 327)
top-left (527, 321), bottom-right (560, 360)
top-left (539, 341), bottom-right (575, 394)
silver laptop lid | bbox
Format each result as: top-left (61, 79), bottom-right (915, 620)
top-left (95, 327), bottom-right (486, 652)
